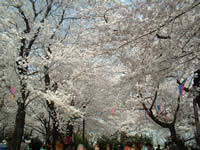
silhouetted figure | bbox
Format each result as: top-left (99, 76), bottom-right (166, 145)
top-left (135, 142), bottom-right (142, 150)
top-left (31, 138), bottom-right (42, 150)
top-left (145, 143), bottom-right (153, 150)
top-left (156, 145), bottom-right (161, 150)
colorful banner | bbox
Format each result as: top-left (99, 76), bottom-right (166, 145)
top-left (164, 113), bottom-right (167, 120)
top-left (157, 105), bottom-right (161, 113)
top-left (112, 108), bottom-right (114, 115)
top-left (181, 85), bottom-right (184, 94)
top-left (146, 110), bottom-right (150, 115)
top-left (11, 87), bottom-right (15, 100)
top-left (178, 85), bottom-right (184, 95)
top-left (11, 87), bottom-right (15, 95)
top-left (12, 95), bottom-right (14, 100)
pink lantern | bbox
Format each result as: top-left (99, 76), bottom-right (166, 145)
top-left (112, 108), bottom-right (114, 115)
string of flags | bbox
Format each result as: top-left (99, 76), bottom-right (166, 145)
top-left (8, 87), bottom-right (15, 100)
top-left (113, 85), bottom-right (184, 120)
top-left (146, 109), bottom-right (150, 115)
top-left (178, 85), bottom-right (184, 95)
top-left (112, 108), bottom-right (114, 116)
top-left (11, 87), bottom-right (15, 100)
top-left (157, 104), bottom-right (161, 113)
top-left (137, 105), bottom-right (167, 120)
top-left (134, 83), bottom-right (187, 121)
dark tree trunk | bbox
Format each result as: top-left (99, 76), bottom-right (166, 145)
top-left (10, 103), bottom-right (25, 150)
top-left (82, 119), bottom-right (85, 141)
top-left (193, 98), bottom-right (200, 148)
top-left (10, 38), bottom-right (28, 150)
top-left (193, 70), bottom-right (200, 148)
top-left (169, 126), bottom-right (177, 143)
top-left (68, 124), bottom-right (73, 137)
top-left (46, 101), bottom-right (60, 150)
top-left (52, 123), bottom-right (56, 150)
top-left (142, 90), bottom-right (186, 150)
top-left (169, 126), bottom-right (185, 150)
top-left (8, 2), bottom-right (54, 149)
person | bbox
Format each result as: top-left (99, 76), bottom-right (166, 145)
top-left (156, 145), bottom-right (161, 150)
top-left (77, 144), bottom-right (85, 150)
top-left (106, 144), bottom-right (111, 150)
top-left (124, 142), bottom-right (132, 150)
top-left (31, 138), bottom-right (42, 150)
top-left (145, 143), bottom-right (153, 150)
top-left (95, 144), bottom-right (100, 150)
top-left (112, 146), bottom-right (118, 150)
top-left (72, 144), bottom-right (76, 150)
top-left (134, 142), bottom-right (141, 150)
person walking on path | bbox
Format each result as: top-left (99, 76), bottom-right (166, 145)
top-left (145, 143), bottom-right (153, 150)
top-left (134, 142), bottom-right (141, 150)
top-left (77, 144), bottom-right (85, 150)
top-left (95, 144), bottom-right (100, 150)
top-left (156, 145), bottom-right (161, 150)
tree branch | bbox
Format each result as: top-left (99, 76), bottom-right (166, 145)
top-left (42, 0), bottom-right (53, 23)
top-left (142, 103), bottom-right (171, 128)
top-left (27, 0), bottom-right (53, 51)
top-left (29, 0), bottom-right (37, 19)
top-left (25, 91), bottom-right (31, 102)
top-left (50, 9), bottom-right (65, 40)
top-left (16, 6), bottom-right (30, 33)
top-left (156, 34), bottom-right (171, 39)
top-left (149, 85), bottom-right (159, 110)
top-left (26, 124), bottom-right (45, 135)
top-left (176, 79), bottom-right (190, 92)
top-left (119, 1), bottom-right (200, 49)
top-left (27, 71), bottom-right (39, 76)
top-left (172, 96), bottom-right (180, 124)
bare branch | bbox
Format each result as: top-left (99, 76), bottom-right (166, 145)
top-left (16, 6), bottom-right (30, 33)
top-left (172, 96), bottom-right (180, 124)
top-left (156, 34), bottom-right (171, 39)
top-left (27, 71), bottom-right (39, 76)
top-left (149, 85), bottom-right (159, 110)
top-left (29, 0), bottom-right (37, 19)
top-left (176, 79), bottom-right (190, 92)
top-left (119, 1), bottom-right (200, 49)
top-left (142, 103), bottom-right (171, 128)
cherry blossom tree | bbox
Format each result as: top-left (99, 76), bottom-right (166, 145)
top-left (0, 0), bottom-right (96, 149)
top-left (78, 0), bottom-right (200, 147)
top-left (1, 0), bottom-right (200, 149)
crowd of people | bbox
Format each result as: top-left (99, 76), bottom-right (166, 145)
top-left (0, 138), bottom-right (196, 150)
top-left (76, 142), bottom-right (172, 150)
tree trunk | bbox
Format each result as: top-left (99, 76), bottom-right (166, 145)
top-left (169, 125), bottom-right (177, 143)
top-left (169, 126), bottom-right (186, 150)
top-left (10, 103), bottom-right (25, 150)
top-left (193, 98), bottom-right (200, 148)
top-left (193, 69), bottom-right (200, 148)
top-left (52, 122), bottom-right (56, 150)
top-left (82, 119), bottom-right (85, 141)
